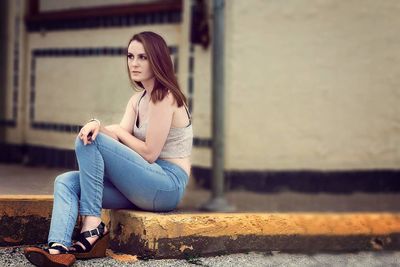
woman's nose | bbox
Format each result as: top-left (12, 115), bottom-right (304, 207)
top-left (129, 58), bottom-right (139, 67)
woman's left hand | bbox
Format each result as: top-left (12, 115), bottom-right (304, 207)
top-left (78, 121), bottom-right (100, 145)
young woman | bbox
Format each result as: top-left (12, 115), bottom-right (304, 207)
top-left (24, 31), bottom-right (193, 267)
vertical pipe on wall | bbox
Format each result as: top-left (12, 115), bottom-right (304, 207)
top-left (0, 0), bottom-right (9, 142)
top-left (201, 0), bottom-right (234, 212)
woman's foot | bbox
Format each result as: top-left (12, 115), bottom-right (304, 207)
top-left (48, 243), bottom-right (69, 254)
top-left (69, 221), bottom-right (110, 259)
top-left (69, 225), bottom-right (108, 252)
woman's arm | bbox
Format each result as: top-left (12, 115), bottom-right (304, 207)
top-left (80, 120), bottom-right (119, 145)
top-left (119, 94), bottom-right (139, 133)
top-left (113, 93), bottom-right (175, 163)
top-left (82, 91), bottom-right (139, 144)
top-left (100, 125), bottom-right (120, 141)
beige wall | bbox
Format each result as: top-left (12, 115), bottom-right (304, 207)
top-left (180, 1), bottom-right (212, 168)
top-left (3, 0), bottom-right (400, 171)
top-left (25, 25), bottom-right (180, 149)
top-left (224, 0), bottom-right (400, 170)
top-left (39, 0), bottom-right (155, 12)
top-left (3, 0), bottom-right (25, 144)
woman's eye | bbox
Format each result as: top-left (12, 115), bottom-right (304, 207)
top-left (139, 55), bottom-right (147, 60)
top-left (127, 54), bottom-right (133, 59)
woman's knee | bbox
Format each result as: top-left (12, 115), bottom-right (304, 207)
top-left (75, 135), bottom-right (84, 151)
top-left (54, 171), bottom-right (79, 191)
top-left (75, 133), bottom-right (106, 151)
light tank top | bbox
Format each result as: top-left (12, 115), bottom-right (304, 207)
top-left (133, 91), bottom-right (193, 158)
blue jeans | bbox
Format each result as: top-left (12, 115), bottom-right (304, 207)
top-left (48, 133), bottom-right (189, 247)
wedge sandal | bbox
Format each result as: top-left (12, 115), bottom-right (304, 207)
top-left (70, 221), bottom-right (110, 259)
top-left (24, 244), bottom-right (76, 267)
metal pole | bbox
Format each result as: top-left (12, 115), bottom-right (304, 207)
top-left (0, 0), bottom-right (8, 143)
top-left (201, 0), bottom-right (234, 212)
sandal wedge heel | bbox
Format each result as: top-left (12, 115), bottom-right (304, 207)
top-left (24, 244), bottom-right (76, 267)
top-left (70, 222), bottom-right (110, 259)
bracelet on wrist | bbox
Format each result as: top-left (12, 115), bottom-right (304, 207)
top-left (89, 118), bottom-right (101, 127)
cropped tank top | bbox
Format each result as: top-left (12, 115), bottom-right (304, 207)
top-left (133, 91), bottom-right (193, 159)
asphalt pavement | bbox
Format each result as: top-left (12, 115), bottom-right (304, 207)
top-left (1, 246), bottom-right (400, 266)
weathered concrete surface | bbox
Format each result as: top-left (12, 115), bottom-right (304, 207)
top-left (106, 210), bottom-right (400, 258)
top-left (0, 195), bottom-right (53, 246)
top-left (0, 195), bottom-right (90, 246)
top-left (104, 210), bottom-right (400, 258)
top-left (2, 196), bottom-right (400, 259)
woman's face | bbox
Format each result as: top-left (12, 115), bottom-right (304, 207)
top-left (127, 40), bottom-right (154, 84)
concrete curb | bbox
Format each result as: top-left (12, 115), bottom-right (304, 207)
top-left (1, 196), bottom-right (400, 258)
top-left (0, 195), bottom-right (53, 246)
top-left (105, 210), bottom-right (400, 258)
top-left (0, 195), bottom-right (85, 246)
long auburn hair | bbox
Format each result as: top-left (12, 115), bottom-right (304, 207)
top-left (127, 31), bottom-right (187, 107)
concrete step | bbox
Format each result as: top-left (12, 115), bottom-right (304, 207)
top-left (105, 210), bottom-right (400, 258)
top-left (1, 195), bottom-right (400, 258)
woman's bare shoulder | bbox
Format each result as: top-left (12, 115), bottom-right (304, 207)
top-left (129, 91), bottom-right (145, 110)
top-left (162, 90), bottom-right (179, 108)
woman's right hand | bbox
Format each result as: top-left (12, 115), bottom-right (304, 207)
top-left (78, 121), bottom-right (100, 145)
